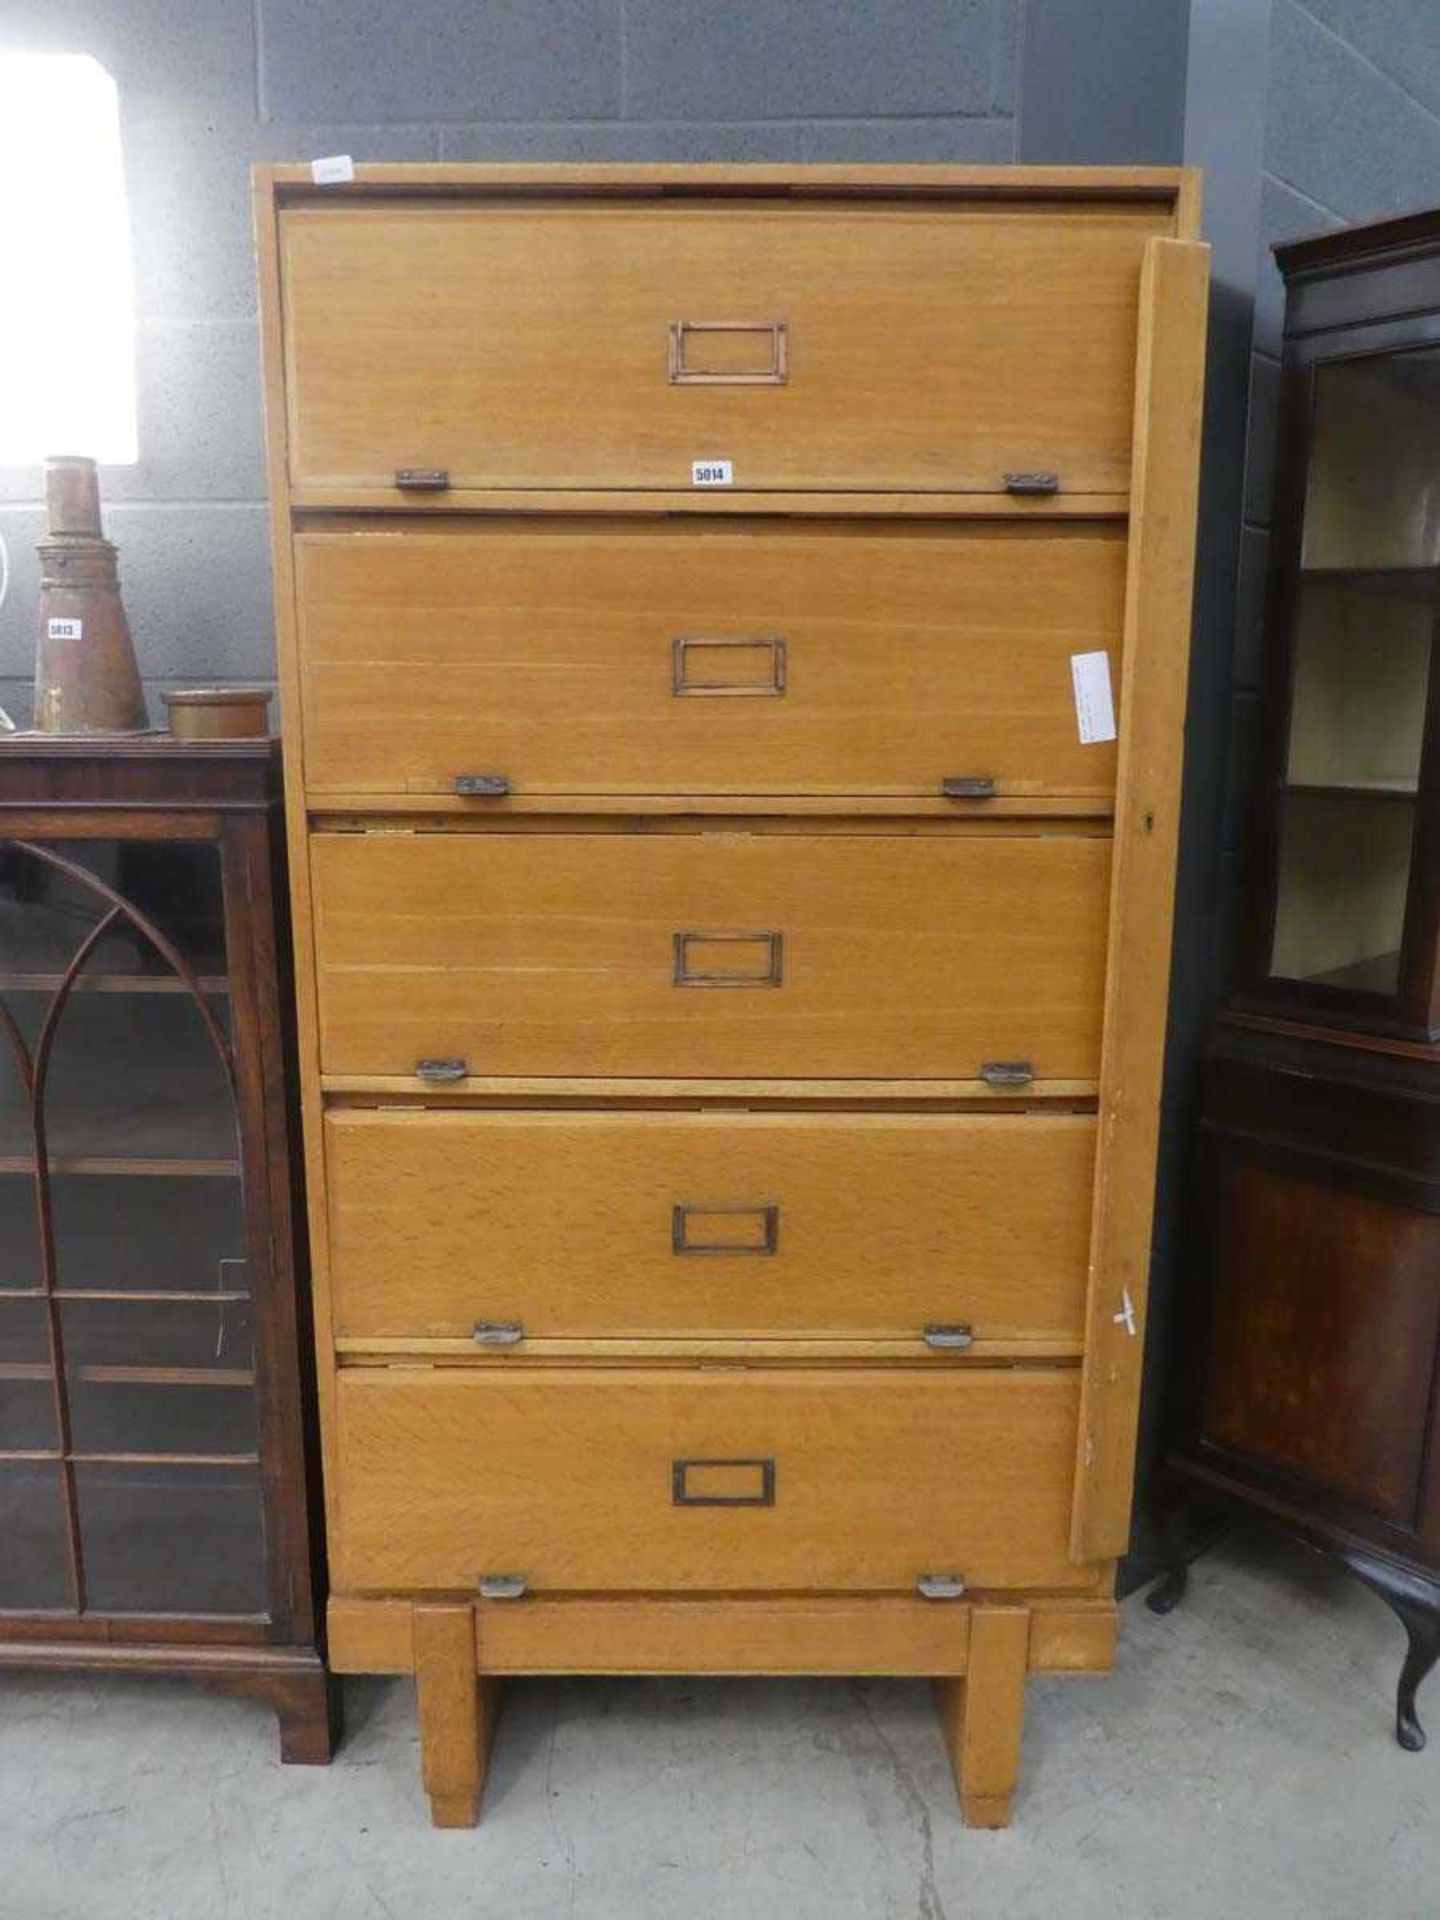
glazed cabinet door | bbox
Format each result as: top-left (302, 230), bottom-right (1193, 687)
top-left (0, 835), bottom-right (268, 1616)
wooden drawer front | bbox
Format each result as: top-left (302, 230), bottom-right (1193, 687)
top-left (311, 830), bottom-right (1110, 1080)
top-left (279, 200), bottom-right (1168, 496)
top-left (296, 520), bottom-right (1125, 800)
top-left (326, 1110), bottom-right (1096, 1342)
top-left (333, 1366), bottom-right (1090, 1593)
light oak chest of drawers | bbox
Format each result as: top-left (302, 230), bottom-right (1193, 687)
top-left (255, 162), bottom-right (1207, 1829)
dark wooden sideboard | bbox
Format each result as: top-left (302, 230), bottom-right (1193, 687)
top-left (0, 734), bottom-right (337, 1760)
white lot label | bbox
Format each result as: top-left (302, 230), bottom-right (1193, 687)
top-left (1071, 650), bottom-right (1117, 744)
top-left (47, 618), bottom-right (83, 641)
top-left (310, 154), bottom-right (355, 184)
top-left (692, 459), bottom-right (734, 487)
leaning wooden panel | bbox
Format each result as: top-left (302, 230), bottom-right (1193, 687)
top-left (279, 196), bottom-right (1174, 497)
top-left (1071, 237), bottom-right (1210, 1561)
top-left (332, 1365), bottom-right (1099, 1594)
top-left (325, 1107), bottom-right (1096, 1342)
top-left (294, 518), bottom-right (1126, 800)
top-left (309, 827), bottom-right (1111, 1080)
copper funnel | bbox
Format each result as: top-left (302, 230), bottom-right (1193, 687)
top-left (33, 455), bottom-right (147, 733)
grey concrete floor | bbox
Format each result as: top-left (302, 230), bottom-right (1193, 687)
top-left (3, 1529), bottom-right (1437, 1920)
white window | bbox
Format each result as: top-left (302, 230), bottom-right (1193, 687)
top-left (0, 54), bottom-right (138, 464)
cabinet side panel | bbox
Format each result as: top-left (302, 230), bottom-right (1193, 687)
top-left (1071, 236), bottom-right (1209, 1561)
top-left (253, 169), bottom-right (344, 1571)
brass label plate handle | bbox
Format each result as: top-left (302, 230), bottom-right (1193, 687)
top-left (415, 1057), bottom-right (468, 1084)
top-left (669, 320), bottom-right (788, 385)
top-left (672, 1202), bottom-right (780, 1256)
top-left (673, 930), bottom-right (784, 988)
top-left (980, 1060), bottom-right (1034, 1087)
top-left (672, 635), bottom-right (787, 697)
top-left (672, 1458), bottom-right (777, 1507)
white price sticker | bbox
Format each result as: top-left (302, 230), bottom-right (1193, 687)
top-left (47, 618), bottom-right (83, 641)
top-left (310, 154), bottom-right (355, 185)
top-left (1071, 650), bottom-right (1116, 744)
top-left (691, 459), bottom-right (734, 487)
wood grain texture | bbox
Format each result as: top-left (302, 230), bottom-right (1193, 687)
top-left (1203, 1160), bottom-right (1440, 1524)
top-left (279, 198), bottom-right (1171, 496)
top-left (936, 1605), bottom-right (1030, 1827)
top-left (1071, 236), bottom-right (1209, 1561)
top-left (325, 1108), bottom-right (1095, 1342)
top-left (332, 1365), bottom-right (1099, 1594)
top-left (413, 1602), bottom-right (497, 1828)
top-left (325, 1591), bottom-right (1119, 1678)
top-left (294, 518), bottom-right (1125, 799)
top-left (310, 828), bottom-right (1111, 1080)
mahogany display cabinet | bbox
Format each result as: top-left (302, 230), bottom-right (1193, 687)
top-left (0, 733), bottom-right (338, 1761)
top-left (1152, 209), bottom-right (1440, 1752)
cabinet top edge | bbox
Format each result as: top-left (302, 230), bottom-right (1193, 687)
top-left (255, 160), bottom-right (1197, 208)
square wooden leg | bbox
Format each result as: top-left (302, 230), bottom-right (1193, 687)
top-left (414, 1603), bottom-right (501, 1828)
top-left (936, 1605), bottom-right (1030, 1828)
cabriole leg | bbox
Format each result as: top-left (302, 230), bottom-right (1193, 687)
top-left (935, 1605), bottom-right (1030, 1828)
top-left (414, 1602), bottom-right (500, 1827)
top-left (1342, 1549), bottom-right (1440, 1754)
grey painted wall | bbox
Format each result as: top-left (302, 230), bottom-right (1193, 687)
top-left (0, 0), bottom-right (1019, 724)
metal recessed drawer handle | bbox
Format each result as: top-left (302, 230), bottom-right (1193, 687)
top-left (980, 1060), bottom-right (1034, 1087)
top-left (394, 467), bottom-right (450, 491)
top-left (472, 1321), bottom-right (524, 1347)
top-left (672, 634), bottom-right (787, 697)
top-left (672, 1458), bottom-right (777, 1506)
top-left (672, 1203), bottom-right (780, 1256)
top-left (415, 1057), bottom-right (468, 1084)
top-left (923, 1323), bottom-right (975, 1351)
top-left (477, 1573), bottom-right (527, 1600)
top-left (916, 1573), bottom-right (967, 1600)
top-left (454, 772), bottom-right (510, 797)
top-left (673, 930), bottom-right (784, 988)
top-left (1003, 471), bottom-right (1059, 496)
top-left (668, 319), bottom-right (788, 386)
top-left (942, 776), bottom-right (996, 800)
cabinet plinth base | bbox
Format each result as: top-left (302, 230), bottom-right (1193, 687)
top-left (0, 1639), bottom-right (341, 1766)
top-left (333, 1590), bottom-right (1116, 1829)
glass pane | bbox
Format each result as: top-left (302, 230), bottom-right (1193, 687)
top-left (0, 991), bottom-right (238, 1165)
top-left (1302, 348), bottom-right (1440, 570)
top-left (68, 1380), bottom-right (258, 1457)
top-left (1286, 579), bottom-right (1432, 795)
top-left (75, 1462), bottom-right (266, 1614)
top-left (50, 1174), bottom-right (247, 1294)
top-left (0, 1461), bottom-right (72, 1608)
top-left (1270, 790), bottom-right (1415, 993)
top-left (61, 1297), bottom-right (254, 1371)
top-left (0, 1297), bottom-right (56, 1450)
top-left (0, 840), bottom-right (227, 985)
top-left (0, 1173), bottom-right (40, 1288)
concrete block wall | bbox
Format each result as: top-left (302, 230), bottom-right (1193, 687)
top-left (0, 0), bottom-right (1019, 726)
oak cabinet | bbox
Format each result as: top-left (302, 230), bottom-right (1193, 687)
top-left (256, 162), bottom-right (1207, 1827)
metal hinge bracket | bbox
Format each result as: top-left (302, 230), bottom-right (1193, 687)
top-left (916, 1573), bottom-right (967, 1601)
top-left (477, 1573), bottom-right (528, 1601)
top-left (472, 1320), bottom-right (524, 1347)
top-left (923, 1323), bottom-right (975, 1351)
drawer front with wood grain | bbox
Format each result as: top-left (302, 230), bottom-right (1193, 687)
top-left (279, 199), bottom-right (1170, 496)
top-left (325, 1108), bottom-right (1096, 1343)
top-left (310, 829), bottom-right (1111, 1080)
top-left (332, 1365), bottom-right (1093, 1593)
top-left (295, 519), bottom-right (1125, 801)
